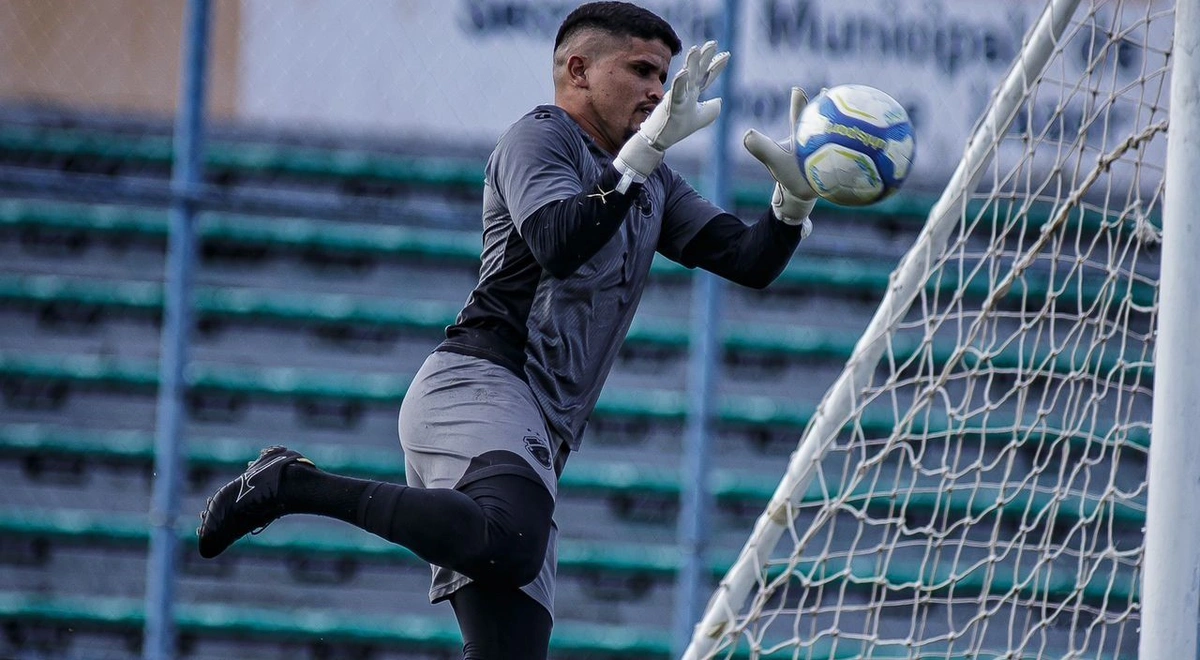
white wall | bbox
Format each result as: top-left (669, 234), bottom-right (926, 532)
top-left (236, 0), bottom-right (1168, 189)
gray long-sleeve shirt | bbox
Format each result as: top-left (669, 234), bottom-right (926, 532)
top-left (438, 104), bottom-right (805, 451)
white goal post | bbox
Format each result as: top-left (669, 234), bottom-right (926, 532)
top-left (684, 0), bottom-right (1195, 657)
top-left (1141, 0), bottom-right (1200, 655)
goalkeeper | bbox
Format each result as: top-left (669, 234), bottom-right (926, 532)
top-left (197, 1), bottom-right (817, 657)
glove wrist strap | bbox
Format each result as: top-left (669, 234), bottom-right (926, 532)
top-left (771, 184), bottom-right (817, 228)
top-left (613, 133), bottom-right (664, 193)
top-left (611, 161), bottom-right (649, 194)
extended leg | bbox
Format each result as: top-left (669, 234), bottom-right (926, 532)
top-left (198, 447), bottom-right (554, 590)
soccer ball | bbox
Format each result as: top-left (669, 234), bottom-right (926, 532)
top-left (793, 84), bottom-right (916, 207)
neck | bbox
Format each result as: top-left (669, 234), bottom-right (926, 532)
top-left (556, 102), bottom-right (620, 155)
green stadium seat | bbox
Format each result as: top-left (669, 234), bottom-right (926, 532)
top-left (0, 273), bottom-right (1152, 385)
top-left (0, 349), bottom-right (1152, 452)
top-left (0, 199), bottom-right (1158, 309)
top-left (0, 424), bottom-right (1148, 538)
top-left (0, 124), bottom-right (940, 226)
top-left (0, 589), bottom-right (673, 657)
top-left (0, 351), bottom-right (857, 436)
top-left (0, 199), bottom-right (894, 296)
top-left (0, 124), bottom-right (487, 190)
top-left (0, 505), bottom-right (1139, 614)
top-left (0, 508), bottom-right (716, 582)
top-left (0, 422), bottom-right (773, 507)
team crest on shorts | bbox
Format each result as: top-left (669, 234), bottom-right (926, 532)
top-left (523, 434), bottom-right (552, 470)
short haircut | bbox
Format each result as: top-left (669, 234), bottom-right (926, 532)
top-left (554, 2), bottom-right (682, 56)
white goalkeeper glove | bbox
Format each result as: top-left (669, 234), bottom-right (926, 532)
top-left (743, 87), bottom-right (817, 235)
top-left (613, 40), bottom-right (730, 192)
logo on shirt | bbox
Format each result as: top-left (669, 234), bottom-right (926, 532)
top-left (523, 434), bottom-right (553, 470)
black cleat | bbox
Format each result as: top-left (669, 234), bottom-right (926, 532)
top-left (196, 445), bottom-right (314, 559)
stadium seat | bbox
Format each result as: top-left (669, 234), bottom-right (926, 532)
top-left (0, 124), bottom-right (937, 229)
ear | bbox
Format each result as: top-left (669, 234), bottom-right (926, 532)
top-left (566, 54), bottom-right (590, 89)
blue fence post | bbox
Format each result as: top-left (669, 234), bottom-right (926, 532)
top-left (673, 0), bottom-right (739, 655)
top-left (143, 0), bottom-right (211, 658)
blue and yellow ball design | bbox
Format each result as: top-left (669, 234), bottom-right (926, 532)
top-left (794, 84), bottom-right (916, 207)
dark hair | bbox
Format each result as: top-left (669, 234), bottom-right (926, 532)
top-left (554, 2), bottom-right (681, 56)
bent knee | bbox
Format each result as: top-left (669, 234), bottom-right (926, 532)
top-left (454, 454), bottom-right (554, 587)
top-left (465, 532), bottom-right (548, 588)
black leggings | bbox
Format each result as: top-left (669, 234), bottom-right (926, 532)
top-left (450, 580), bottom-right (553, 660)
top-left (355, 464), bottom-right (554, 588)
top-left (433, 466), bottom-right (555, 659)
top-left (357, 462), bottom-right (556, 658)
top-left (284, 451), bottom-right (556, 657)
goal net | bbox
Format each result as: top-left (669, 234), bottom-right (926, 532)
top-left (685, 0), bottom-right (1175, 658)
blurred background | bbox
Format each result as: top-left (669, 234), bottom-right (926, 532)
top-left (0, 0), bottom-right (1151, 658)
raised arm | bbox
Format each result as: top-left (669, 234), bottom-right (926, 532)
top-left (672, 87), bottom-right (820, 289)
top-left (524, 41), bottom-right (730, 278)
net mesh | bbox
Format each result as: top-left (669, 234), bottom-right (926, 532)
top-left (702, 1), bottom-right (1171, 657)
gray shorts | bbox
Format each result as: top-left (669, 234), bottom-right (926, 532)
top-left (397, 350), bottom-right (562, 616)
